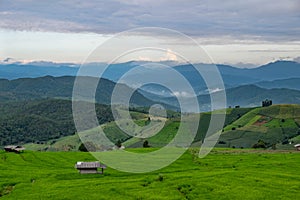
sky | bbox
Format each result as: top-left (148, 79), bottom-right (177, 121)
top-left (0, 0), bottom-right (300, 67)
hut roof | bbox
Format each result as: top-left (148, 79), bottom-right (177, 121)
top-left (75, 161), bottom-right (101, 169)
top-left (4, 145), bottom-right (25, 151)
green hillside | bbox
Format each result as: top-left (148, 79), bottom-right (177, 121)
top-left (23, 111), bottom-right (151, 151)
top-left (107, 105), bottom-right (300, 149)
top-left (24, 107), bottom-right (254, 151)
top-left (22, 104), bottom-right (300, 151)
top-left (0, 149), bottom-right (299, 199)
top-left (106, 107), bottom-right (254, 148)
top-left (219, 104), bottom-right (300, 149)
top-left (0, 76), bottom-right (155, 107)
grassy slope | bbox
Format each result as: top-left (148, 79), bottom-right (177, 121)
top-left (0, 149), bottom-right (299, 199)
top-left (24, 111), bottom-right (149, 151)
top-left (223, 108), bottom-right (261, 131)
top-left (123, 120), bottom-right (180, 148)
top-left (24, 105), bottom-right (300, 151)
top-left (125, 107), bottom-right (254, 148)
top-left (219, 105), bottom-right (300, 149)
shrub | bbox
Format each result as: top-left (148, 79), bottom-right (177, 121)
top-left (78, 142), bottom-right (97, 152)
top-left (143, 140), bottom-right (150, 148)
top-left (78, 143), bottom-right (88, 152)
top-left (177, 184), bottom-right (192, 196)
top-left (252, 140), bottom-right (266, 148)
top-left (157, 174), bottom-right (164, 182)
top-left (282, 140), bottom-right (289, 145)
top-left (115, 140), bottom-right (122, 148)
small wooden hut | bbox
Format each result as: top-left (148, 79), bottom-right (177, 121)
top-left (75, 161), bottom-right (106, 174)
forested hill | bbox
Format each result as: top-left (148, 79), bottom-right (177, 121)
top-left (0, 99), bottom-right (114, 146)
top-left (0, 76), bottom-right (155, 107)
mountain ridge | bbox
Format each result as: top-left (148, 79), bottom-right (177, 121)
top-left (1, 75), bottom-right (300, 111)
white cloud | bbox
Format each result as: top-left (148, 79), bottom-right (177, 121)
top-left (206, 88), bottom-right (223, 94)
top-left (172, 91), bottom-right (195, 98)
top-left (160, 49), bottom-right (178, 61)
top-left (137, 56), bottom-right (151, 61)
top-left (294, 57), bottom-right (300, 63)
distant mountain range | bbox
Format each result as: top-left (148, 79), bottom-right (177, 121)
top-left (141, 84), bottom-right (300, 111)
top-left (152, 61), bottom-right (300, 95)
top-left (0, 60), bottom-right (300, 110)
top-left (0, 63), bottom-right (78, 80)
top-left (224, 85), bottom-right (300, 107)
top-left (0, 76), bottom-right (300, 111)
top-left (254, 78), bottom-right (300, 91)
top-left (1, 60), bottom-right (299, 94)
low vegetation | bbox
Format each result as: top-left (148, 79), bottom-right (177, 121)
top-left (0, 149), bottom-right (299, 199)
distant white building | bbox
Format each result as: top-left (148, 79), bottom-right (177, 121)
top-left (294, 144), bottom-right (300, 151)
top-left (4, 145), bottom-right (25, 153)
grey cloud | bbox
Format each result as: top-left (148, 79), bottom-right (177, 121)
top-left (248, 50), bottom-right (300, 53)
top-left (0, 0), bottom-right (299, 41)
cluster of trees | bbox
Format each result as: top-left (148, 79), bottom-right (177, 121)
top-left (252, 140), bottom-right (267, 148)
top-left (262, 99), bottom-right (272, 107)
top-left (0, 99), bottom-right (114, 146)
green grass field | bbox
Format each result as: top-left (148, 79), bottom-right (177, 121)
top-left (0, 149), bottom-right (300, 199)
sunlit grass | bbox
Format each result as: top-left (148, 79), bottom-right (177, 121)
top-left (0, 149), bottom-right (299, 199)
